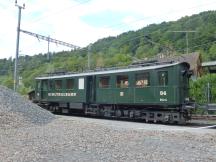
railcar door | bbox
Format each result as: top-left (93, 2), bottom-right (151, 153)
top-left (157, 71), bottom-right (170, 104)
top-left (86, 76), bottom-right (96, 103)
top-left (40, 79), bottom-right (48, 100)
top-left (35, 80), bottom-right (41, 101)
top-left (180, 68), bottom-right (190, 103)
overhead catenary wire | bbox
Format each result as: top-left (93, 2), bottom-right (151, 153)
top-left (173, 40), bottom-right (216, 53)
top-left (89, 1), bottom-right (216, 32)
top-left (77, 31), bottom-right (215, 57)
top-left (12, 0), bottom-right (216, 61)
top-left (19, 29), bottom-right (80, 61)
top-left (18, 19), bottom-right (216, 59)
top-left (28, 0), bottom-right (91, 25)
top-left (20, 29), bottom-right (80, 49)
top-left (24, 0), bottom-right (216, 33)
top-left (168, 30), bottom-right (197, 54)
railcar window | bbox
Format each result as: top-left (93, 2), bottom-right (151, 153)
top-left (66, 79), bottom-right (74, 89)
top-left (158, 71), bottom-right (168, 86)
top-left (99, 76), bottom-right (110, 88)
top-left (55, 80), bottom-right (62, 89)
top-left (36, 81), bottom-right (41, 89)
top-left (116, 75), bottom-right (129, 88)
top-left (135, 73), bottom-right (150, 87)
top-left (49, 80), bottom-right (54, 90)
top-left (78, 78), bottom-right (84, 89)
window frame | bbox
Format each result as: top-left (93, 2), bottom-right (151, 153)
top-left (135, 72), bottom-right (150, 88)
top-left (116, 75), bottom-right (129, 88)
top-left (54, 80), bottom-right (63, 90)
top-left (78, 78), bottom-right (84, 90)
top-left (158, 71), bottom-right (168, 86)
top-left (36, 81), bottom-right (41, 90)
top-left (99, 76), bottom-right (110, 88)
top-left (49, 80), bottom-right (54, 90)
top-left (66, 79), bottom-right (75, 89)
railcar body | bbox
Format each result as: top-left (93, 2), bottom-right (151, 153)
top-left (33, 61), bottom-right (195, 124)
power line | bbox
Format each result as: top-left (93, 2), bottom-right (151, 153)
top-left (168, 30), bottom-right (215, 44)
top-left (28, 0), bottom-right (91, 25)
top-left (97, 1), bottom-right (216, 31)
top-left (79, 26), bottom-right (214, 56)
top-left (12, 1), bottom-right (216, 64)
top-left (25, 0), bottom-right (216, 34)
top-left (168, 30), bottom-right (197, 54)
top-left (83, 31), bottom-right (215, 61)
top-left (174, 40), bottom-right (216, 53)
top-left (17, 1), bottom-right (216, 56)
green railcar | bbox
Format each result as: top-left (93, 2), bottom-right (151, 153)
top-left (33, 61), bottom-right (194, 124)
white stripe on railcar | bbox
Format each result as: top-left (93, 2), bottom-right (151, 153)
top-left (36, 62), bottom-right (181, 80)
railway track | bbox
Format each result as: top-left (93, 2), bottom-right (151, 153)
top-left (56, 115), bottom-right (216, 131)
top-left (191, 115), bottom-right (216, 120)
top-left (55, 113), bottom-right (216, 129)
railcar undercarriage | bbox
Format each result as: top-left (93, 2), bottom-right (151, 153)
top-left (38, 102), bottom-right (193, 124)
top-left (85, 104), bottom-right (192, 124)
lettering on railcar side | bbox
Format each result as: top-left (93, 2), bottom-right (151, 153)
top-left (48, 93), bottom-right (77, 97)
top-left (160, 91), bottom-right (167, 96)
top-left (160, 98), bottom-right (167, 102)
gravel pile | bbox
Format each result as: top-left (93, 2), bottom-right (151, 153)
top-left (0, 85), bottom-right (55, 129)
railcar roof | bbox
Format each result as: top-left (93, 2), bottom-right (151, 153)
top-left (36, 61), bottom-right (187, 80)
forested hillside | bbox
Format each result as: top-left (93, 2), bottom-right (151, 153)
top-left (0, 11), bottom-right (216, 103)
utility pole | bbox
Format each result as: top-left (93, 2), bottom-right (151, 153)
top-left (168, 30), bottom-right (196, 54)
top-left (14, 0), bottom-right (25, 91)
top-left (47, 36), bottom-right (50, 61)
top-left (207, 82), bottom-right (211, 104)
top-left (88, 44), bottom-right (92, 70)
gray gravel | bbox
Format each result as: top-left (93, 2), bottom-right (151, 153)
top-left (0, 85), bottom-right (55, 129)
top-left (0, 85), bottom-right (215, 162)
top-left (0, 115), bottom-right (216, 162)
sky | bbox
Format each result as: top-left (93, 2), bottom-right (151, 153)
top-left (0, 0), bottom-right (216, 59)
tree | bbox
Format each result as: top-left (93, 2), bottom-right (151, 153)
top-left (208, 44), bottom-right (216, 60)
